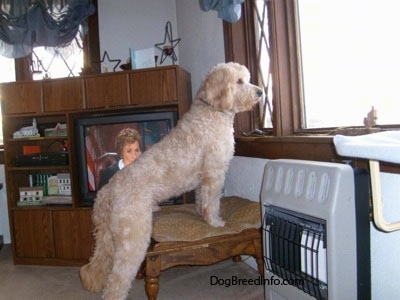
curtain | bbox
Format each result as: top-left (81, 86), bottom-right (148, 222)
top-left (0, 0), bottom-right (95, 58)
top-left (199, 0), bottom-right (245, 23)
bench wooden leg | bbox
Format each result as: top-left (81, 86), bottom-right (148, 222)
top-left (253, 237), bottom-right (264, 276)
top-left (145, 275), bottom-right (159, 300)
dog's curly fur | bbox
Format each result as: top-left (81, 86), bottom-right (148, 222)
top-left (79, 62), bottom-right (262, 299)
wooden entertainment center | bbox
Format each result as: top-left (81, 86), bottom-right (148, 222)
top-left (0, 66), bottom-right (192, 266)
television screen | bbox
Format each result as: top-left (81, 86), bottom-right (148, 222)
top-left (75, 111), bottom-right (177, 205)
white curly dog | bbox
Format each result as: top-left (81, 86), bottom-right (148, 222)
top-left (79, 62), bottom-right (263, 299)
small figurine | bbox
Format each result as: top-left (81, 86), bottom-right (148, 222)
top-left (363, 106), bottom-right (377, 128)
top-left (13, 118), bottom-right (39, 138)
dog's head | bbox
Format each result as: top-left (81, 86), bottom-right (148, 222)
top-left (196, 62), bottom-right (263, 113)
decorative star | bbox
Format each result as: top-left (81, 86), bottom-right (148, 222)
top-left (154, 21), bottom-right (181, 65)
top-left (100, 51), bottom-right (121, 72)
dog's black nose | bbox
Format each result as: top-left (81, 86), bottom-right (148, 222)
top-left (256, 89), bottom-right (263, 97)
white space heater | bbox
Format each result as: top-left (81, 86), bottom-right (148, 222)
top-left (261, 159), bottom-right (370, 300)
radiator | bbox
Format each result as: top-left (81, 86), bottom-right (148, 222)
top-left (261, 159), bottom-right (370, 300)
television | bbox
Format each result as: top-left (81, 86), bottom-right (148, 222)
top-left (75, 110), bottom-right (178, 206)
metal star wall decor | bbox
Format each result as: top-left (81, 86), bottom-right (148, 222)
top-left (99, 50), bottom-right (121, 72)
top-left (155, 21), bottom-right (181, 65)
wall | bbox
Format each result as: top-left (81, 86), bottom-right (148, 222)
top-left (97, 0), bottom-right (225, 97)
top-left (175, 0), bottom-right (225, 96)
top-left (97, 0), bottom-right (179, 69)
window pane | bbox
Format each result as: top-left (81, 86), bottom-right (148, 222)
top-left (298, 0), bottom-right (400, 128)
top-left (0, 56), bottom-right (15, 83)
top-left (255, 0), bottom-right (273, 128)
top-left (31, 36), bottom-right (84, 80)
top-left (0, 56), bottom-right (15, 144)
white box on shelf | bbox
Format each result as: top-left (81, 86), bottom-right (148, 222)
top-left (130, 48), bottom-right (155, 69)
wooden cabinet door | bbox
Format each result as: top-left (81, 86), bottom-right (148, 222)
top-left (0, 82), bottom-right (42, 114)
top-left (12, 210), bottom-right (54, 258)
top-left (130, 68), bottom-right (177, 104)
top-left (85, 73), bottom-right (130, 108)
top-left (43, 78), bottom-right (84, 111)
top-left (52, 210), bottom-right (94, 259)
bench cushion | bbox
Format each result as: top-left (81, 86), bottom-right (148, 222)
top-left (152, 196), bottom-right (261, 242)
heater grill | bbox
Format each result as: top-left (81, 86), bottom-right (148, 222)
top-left (261, 159), bottom-right (371, 300)
top-left (264, 206), bottom-right (327, 300)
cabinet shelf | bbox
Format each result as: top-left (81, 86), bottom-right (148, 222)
top-left (12, 204), bottom-right (74, 210)
top-left (5, 136), bottom-right (67, 143)
top-left (6, 165), bottom-right (70, 172)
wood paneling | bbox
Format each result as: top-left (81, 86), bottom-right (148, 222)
top-left (43, 79), bottom-right (84, 111)
top-left (130, 68), bottom-right (177, 104)
top-left (0, 82), bottom-right (42, 114)
top-left (85, 73), bottom-right (130, 108)
top-left (234, 136), bottom-right (340, 162)
top-left (53, 210), bottom-right (94, 259)
top-left (13, 210), bottom-right (54, 258)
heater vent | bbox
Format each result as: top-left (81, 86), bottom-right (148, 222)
top-left (294, 169), bottom-right (305, 198)
top-left (264, 165), bottom-right (334, 204)
top-left (284, 168), bottom-right (295, 195)
top-left (318, 173), bottom-right (330, 203)
top-left (274, 167), bottom-right (284, 193)
top-left (265, 166), bottom-right (274, 191)
top-left (305, 171), bottom-right (317, 201)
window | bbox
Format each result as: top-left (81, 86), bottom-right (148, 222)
top-left (297, 0), bottom-right (400, 129)
top-left (227, 0), bottom-right (400, 135)
top-left (30, 37), bottom-right (84, 80)
top-left (0, 37), bottom-right (84, 82)
top-left (0, 34), bottom-right (85, 83)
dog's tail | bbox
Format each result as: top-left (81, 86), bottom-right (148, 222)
top-left (80, 185), bottom-right (114, 293)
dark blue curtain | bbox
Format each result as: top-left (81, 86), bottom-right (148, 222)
top-left (0, 0), bottom-right (95, 58)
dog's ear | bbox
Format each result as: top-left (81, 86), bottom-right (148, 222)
top-left (203, 68), bottom-right (234, 111)
top-left (210, 85), bottom-right (234, 111)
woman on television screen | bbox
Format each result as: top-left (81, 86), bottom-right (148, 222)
top-left (98, 128), bottom-right (142, 189)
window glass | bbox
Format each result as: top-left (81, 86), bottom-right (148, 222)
top-left (255, 0), bottom-right (273, 128)
top-left (0, 56), bottom-right (16, 144)
top-left (297, 0), bottom-right (400, 128)
top-left (31, 36), bottom-right (84, 80)
top-left (0, 56), bottom-right (15, 83)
